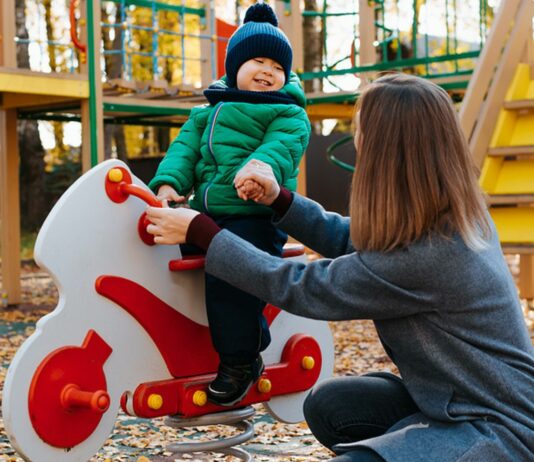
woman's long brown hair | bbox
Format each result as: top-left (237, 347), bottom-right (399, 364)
top-left (350, 73), bottom-right (490, 252)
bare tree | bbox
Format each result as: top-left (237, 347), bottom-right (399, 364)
top-left (303, 0), bottom-right (323, 95)
top-left (303, 0), bottom-right (323, 134)
top-left (102, 6), bottom-right (127, 160)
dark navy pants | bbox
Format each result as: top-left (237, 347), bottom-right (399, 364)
top-left (184, 215), bottom-right (286, 366)
top-left (303, 373), bottom-right (420, 461)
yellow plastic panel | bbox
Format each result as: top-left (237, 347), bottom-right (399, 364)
top-left (479, 157), bottom-right (504, 193)
top-left (505, 63), bottom-right (530, 101)
top-left (489, 110), bottom-right (516, 147)
top-left (493, 159), bottom-right (534, 194)
top-left (491, 207), bottom-right (534, 243)
top-left (509, 111), bottom-right (534, 146)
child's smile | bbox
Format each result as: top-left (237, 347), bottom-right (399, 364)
top-left (253, 77), bottom-right (274, 88)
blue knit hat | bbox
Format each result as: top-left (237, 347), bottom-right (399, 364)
top-left (225, 3), bottom-right (293, 88)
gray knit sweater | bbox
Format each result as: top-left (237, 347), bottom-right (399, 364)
top-left (205, 194), bottom-right (534, 462)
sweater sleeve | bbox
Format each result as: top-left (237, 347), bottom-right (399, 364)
top-left (274, 193), bottom-right (354, 258)
top-left (148, 108), bottom-right (205, 195)
top-left (239, 106), bottom-right (311, 186)
top-left (205, 230), bottom-right (436, 321)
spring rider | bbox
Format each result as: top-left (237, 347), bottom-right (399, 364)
top-left (2, 159), bottom-right (334, 461)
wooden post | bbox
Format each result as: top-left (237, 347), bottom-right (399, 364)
top-left (357, 0), bottom-right (377, 87)
top-left (358, 0), bottom-right (377, 66)
top-left (277, 0), bottom-right (304, 73)
top-left (0, 110), bottom-right (21, 304)
top-left (201, 0), bottom-right (216, 88)
top-left (0, 0), bottom-right (21, 304)
top-left (0, 0), bottom-right (16, 68)
top-left (277, 0), bottom-right (306, 196)
top-left (519, 255), bottom-right (534, 301)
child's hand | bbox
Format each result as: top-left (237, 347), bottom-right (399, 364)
top-left (157, 185), bottom-right (186, 205)
top-left (234, 160), bottom-right (280, 205)
top-left (237, 179), bottom-right (265, 202)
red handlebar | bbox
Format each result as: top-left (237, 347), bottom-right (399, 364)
top-left (119, 182), bottom-right (162, 208)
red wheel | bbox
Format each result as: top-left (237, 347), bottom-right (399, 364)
top-left (28, 330), bottom-right (112, 449)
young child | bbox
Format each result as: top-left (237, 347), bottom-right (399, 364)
top-left (148, 2), bottom-right (311, 406)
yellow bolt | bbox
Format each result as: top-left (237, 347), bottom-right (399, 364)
top-left (284, 10), bottom-right (291, 16)
top-left (147, 393), bottom-right (163, 410)
top-left (257, 378), bottom-right (272, 393)
top-left (302, 356), bottom-right (315, 370)
top-left (193, 390), bottom-right (207, 406)
top-left (79, 19), bottom-right (86, 26)
top-left (108, 168), bottom-right (123, 183)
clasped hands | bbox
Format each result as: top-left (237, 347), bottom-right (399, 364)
top-left (146, 159), bottom-right (280, 245)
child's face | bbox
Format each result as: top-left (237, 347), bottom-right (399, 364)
top-left (236, 58), bottom-right (285, 92)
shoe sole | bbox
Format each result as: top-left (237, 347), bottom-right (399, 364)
top-left (207, 363), bottom-right (265, 407)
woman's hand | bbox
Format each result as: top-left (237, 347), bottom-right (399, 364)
top-left (156, 184), bottom-right (186, 204)
top-left (145, 201), bottom-right (200, 244)
top-left (234, 160), bottom-right (280, 206)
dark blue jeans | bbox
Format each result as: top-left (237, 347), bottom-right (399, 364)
top-left (303, 373), bottom-right (420, 461)
top-left (203, 215), bottom-right (286, 366)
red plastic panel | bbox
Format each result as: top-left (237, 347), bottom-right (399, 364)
top-left (96, 276), bottom-right (282, 380)
top-left (168, 256), bottom-right (206, 271)
top-left (168, 244), bottom-right (305, 272)
top-left (129, 333), bottom-right (322, 418)
top-left (96, 275), bottom-right (220, 377)
top-left (138, 211), bottom-right (156, 246)
top-left (28, 330), bottom-right (112, 448)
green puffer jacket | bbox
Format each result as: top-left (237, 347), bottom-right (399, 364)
top-left (148, 73), bottom-right (311, 216)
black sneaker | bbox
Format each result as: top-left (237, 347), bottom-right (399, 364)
top-left (207, 356), bottom-right (264, 406)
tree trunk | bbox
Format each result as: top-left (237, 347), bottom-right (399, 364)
top-left (303, 0), bottom-right (323, 95)
top-left (16, 0), bottom-right (48, 231)
top-left (103, 6), bottom-right (127, 160)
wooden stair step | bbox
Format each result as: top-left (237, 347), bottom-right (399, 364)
top-left (488, 194), bottom-right (534, 205)
top-left (488, 145), bottom-right (534, 156)
top-left (501, 244), bottom-right (534, 254)
top-left (503, 99), bottom-right (534, 111)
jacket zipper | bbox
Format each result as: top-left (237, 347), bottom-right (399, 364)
top-left (203, 102), bottom-right (224, 213)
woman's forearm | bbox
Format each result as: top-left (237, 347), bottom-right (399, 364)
top-left (185, 213), bottom-right (222, 251)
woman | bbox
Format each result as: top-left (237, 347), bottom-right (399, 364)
top-left (146, 74), bottom-right (534, 461)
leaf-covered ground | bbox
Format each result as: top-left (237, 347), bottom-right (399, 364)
top-left (1, 257), bottom-right (533, 461)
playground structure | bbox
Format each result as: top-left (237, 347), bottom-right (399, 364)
top-left (0, 0), bottom-right (503, 305)
top-left (2, 159), bottom-right (335, 461)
